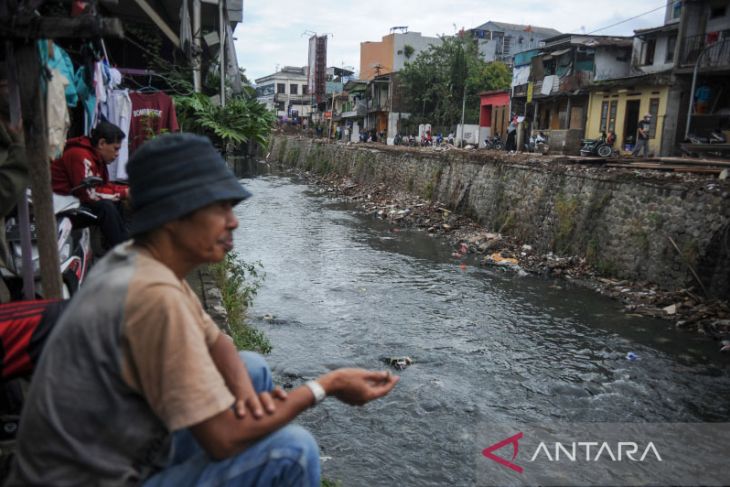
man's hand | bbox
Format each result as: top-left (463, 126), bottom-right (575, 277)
top-left (232, 380), bottom-right (288, 419)
top-left (318, 369), bottom-right (399, 406)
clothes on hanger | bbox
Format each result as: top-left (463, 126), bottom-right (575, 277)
top-left (129, 91), bottom-right (179, 153)
top-left (47, 68), bottom-right (71, 160)
top-left (105, 89), bottom-right (132, 181)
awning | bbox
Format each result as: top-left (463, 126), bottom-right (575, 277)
top-left (550, 48), bottom-right (571, 57)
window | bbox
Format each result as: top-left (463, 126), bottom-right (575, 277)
top-left (608, 100), bottom-right (618, 132)
top-left (277, 101), bottom-right (285, 111)
top-left (290, 84), bottom-right (298, 95)
top-left (648, 98), bottom-right (660, 138)
top-left (277, 83), bottom-right (286, 94)
top-left (599, 100), bottom-right (609, 132)
top-left (666, 35), bottom-right (677, 63)
top-left (643, 39), bottom-right (656, 65)
top-left (710, 4), bottom-right (726, 18)
top-left (672, 0), bottom-right (682, 20)
top-left (303, 85), bottom-right (308, 95)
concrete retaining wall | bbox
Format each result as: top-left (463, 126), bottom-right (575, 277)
top-left (269, 136), bottom-right (730, 297)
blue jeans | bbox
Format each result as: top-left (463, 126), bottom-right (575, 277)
top-left (143, 352), bottom-right (321, 487)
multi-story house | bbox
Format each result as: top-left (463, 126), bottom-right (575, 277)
top-left (674, 0), bottom-right (730, 151)
top-left (511, 34), bottom-right (633, 153)
top-left (469, 21), bottom-right (561, 66)
top-left (586, 0), bottom-right (730, 156)
top-left (582, 20), bottom-right (678, 155)
top-left (359, 30), bottom-right (442, 80)
top-left (254, 66), bottom-right (311, 118)
top-left (359, 30), bottom-right (441, 142)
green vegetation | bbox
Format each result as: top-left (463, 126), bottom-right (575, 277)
top-left (210, 252), bottom-right (271, 354)
top-left (321, 479), bottom-right (342, 487)
top-left (399, 35), bottom-right (511, 131)
top-left (175, 92), bottom-right (276, 149)
top-left (553, 194), bottom-right (580, 253)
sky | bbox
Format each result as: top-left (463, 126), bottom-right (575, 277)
top-left (232, 0), bottom-right (668, 83)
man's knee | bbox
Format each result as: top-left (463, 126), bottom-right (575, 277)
top-left (266, 425), bottom-right (320, 469)
top-left (239, 351), bottom-right (273, 392)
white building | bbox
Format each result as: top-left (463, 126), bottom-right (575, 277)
top-left (469, 21), bottom-right (561, 65)
top-left (255, 66), bottom-right (311, 118)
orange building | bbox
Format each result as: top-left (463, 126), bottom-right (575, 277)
top-left (360, 31), bottom-right (441, 80)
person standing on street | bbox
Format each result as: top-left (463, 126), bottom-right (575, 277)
top-left (632, 113), bottom-right (652, 158)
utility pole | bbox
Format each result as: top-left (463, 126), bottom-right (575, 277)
top-left (192, 0), bottom-right (202, 92)
top-left (219, 0), bottom-right (226, 106)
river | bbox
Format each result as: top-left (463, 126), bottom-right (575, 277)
top-left (232, 173), bottom-right (730, 487)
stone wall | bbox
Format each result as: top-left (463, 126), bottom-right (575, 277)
top-left (269, 136), bottom-right (730, 297)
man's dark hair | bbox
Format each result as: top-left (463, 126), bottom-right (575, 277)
top-left (90, 121), bottom-right (125, 146)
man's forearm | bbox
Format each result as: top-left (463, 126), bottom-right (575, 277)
top-left (209, 332), bottom-right (249, 397)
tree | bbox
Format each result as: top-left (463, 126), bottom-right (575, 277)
top-left (400, 35), bottom-right (511, 131)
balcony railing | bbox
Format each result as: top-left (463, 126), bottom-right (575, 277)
top-left (680, 32), bottom-right (730, 68)
top-left (559, 71), bottom-right (590, 92)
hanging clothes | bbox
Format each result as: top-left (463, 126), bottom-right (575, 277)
top-left (128, 92), bottom-right (179, 153)
top-left (47, 68), bottom-right (71, 160)
top-left (105, 89), bottom-right (132, 181)
top-left (38, 40), bottom-right (79, 107)
top-left (75, 66), bottom-right (97, 133)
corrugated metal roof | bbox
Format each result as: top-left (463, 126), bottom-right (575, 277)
top-left (472, 20), bottom-right (561, 37)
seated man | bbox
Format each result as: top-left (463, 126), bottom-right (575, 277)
top-left (8, 133), bottom-right (399, 486)
top-left (51, 121), bottom-right (129, 247)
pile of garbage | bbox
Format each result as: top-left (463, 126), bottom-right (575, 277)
top-left (298, 171), bottom-right (730, 352)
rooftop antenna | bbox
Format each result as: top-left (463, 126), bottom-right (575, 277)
top-left (390, 26), bottom-right (408, 34)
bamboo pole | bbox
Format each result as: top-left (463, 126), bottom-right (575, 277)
top-left (15, 40), bottom-right (63, 299)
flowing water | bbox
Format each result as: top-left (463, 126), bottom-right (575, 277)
top-left (232, 173), bottom-right (730, 487)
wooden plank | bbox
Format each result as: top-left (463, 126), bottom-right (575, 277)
top-left (607, 163), bottom-right (721, 174)
top-left (15, 40), bottom-right (63, 299)
top-left (657, 156), bottom-right (730, 167)
top-left (0, 15), bottom-right (124, 39)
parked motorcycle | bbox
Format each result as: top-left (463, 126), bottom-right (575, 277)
top-left (526, 132), bottom-right (549, 154)
top-left (580, 131), bottom-right (617, 158)
top-left (484, 135), bottom-right (504, 150)
top-left (2, 177), bottom-right (101, 299)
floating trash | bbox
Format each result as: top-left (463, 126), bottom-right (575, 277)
top-left (626, 352), bottom-right (639, 361)
top-left (383, 356), bottom-right (413, 370)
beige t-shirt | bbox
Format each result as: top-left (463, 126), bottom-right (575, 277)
top-left (9, 244), bottom-right (234, 486)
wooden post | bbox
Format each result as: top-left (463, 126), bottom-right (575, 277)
top-left (15, 40), bottom-right (63, 299)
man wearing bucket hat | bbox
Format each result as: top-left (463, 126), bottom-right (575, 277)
top-left (8, 133), bottom-right (399, 486)
top-left (631, 113), bottom-right (652, 158)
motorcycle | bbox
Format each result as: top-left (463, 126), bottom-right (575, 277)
top-left (526, 132), bottom-right (549, 154)
top-left (580, 131), bottom-right (617, 158)
top-left (2, 177), bottom-right (101, 300)
top-left (484, 135), bottom-right (504, 150)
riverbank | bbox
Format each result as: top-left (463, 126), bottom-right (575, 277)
top-left (187, 261), bottom-right (271, 354)
top-left (267, 135), bottom-right (730, 350)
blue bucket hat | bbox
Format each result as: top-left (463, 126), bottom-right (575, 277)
top-left (127, 133), bottom-right (251, 236)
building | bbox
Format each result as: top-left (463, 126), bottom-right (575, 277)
top-left (580, 10), bottom-right (680, 156)
top-left (673, 0), bottom-right (730, 151)
top-left (586, 0), bottom-right (730, 156)
top-left (511, 34), bottom-right (634, 154)
top-left (360, 30), bottom-right (442, 80)
top-left (339, 79), bottom-right (368, 140)
top-left (469, 21), bottom-right (561, 66)
top-left (479, 90), bottom-right (511, 144)
top-left (255, 66), bottom-right (311, 118)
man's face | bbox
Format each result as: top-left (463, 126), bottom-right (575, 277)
top-left (168, 200), bottom-right (239, 264)
top-left (97, 138), bottom-right (121, 163)
top-left (644, 116), bottom-right (652, 122)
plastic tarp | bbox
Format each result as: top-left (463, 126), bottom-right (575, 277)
top-left (511, 65), bottom-right (530, 88)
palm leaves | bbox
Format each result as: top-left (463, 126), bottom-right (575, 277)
top-left (174, 92), bottom-right (276, 149)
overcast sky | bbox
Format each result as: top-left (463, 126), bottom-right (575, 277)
top-left (232, 1), bottom-right (668, 82)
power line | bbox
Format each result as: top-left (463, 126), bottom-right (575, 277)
top-left (576, 0), bottom-right (678, 35)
